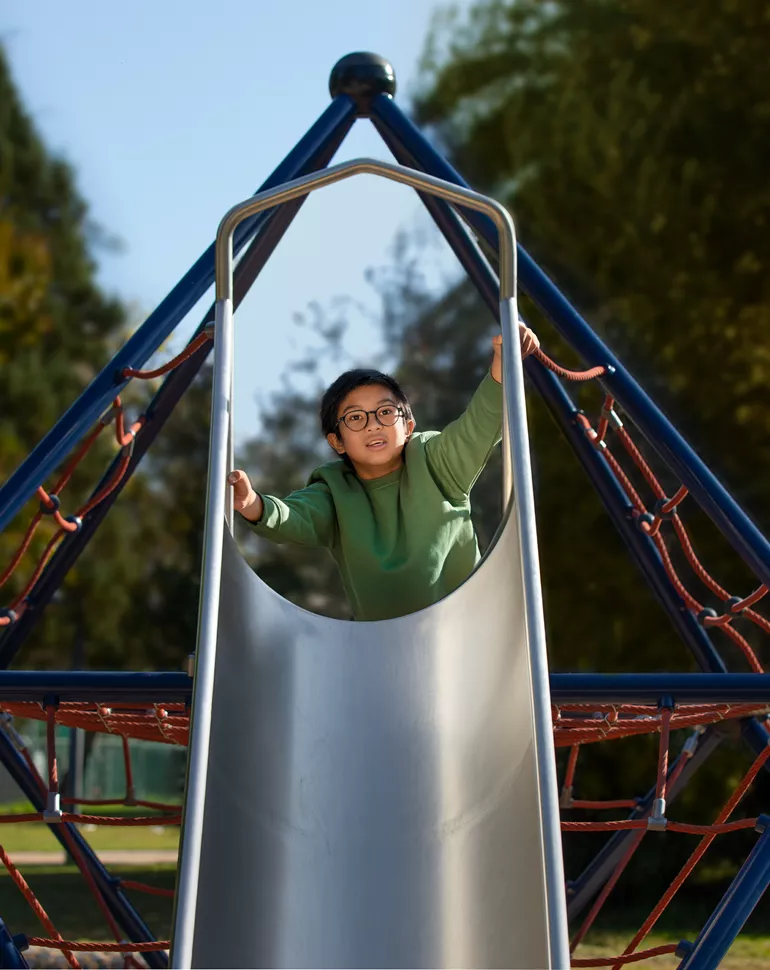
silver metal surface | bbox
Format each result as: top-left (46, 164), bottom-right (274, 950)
top-left (171, 297), bottom-right (234, 969)
top-left (191, 519), bottom-right (553, 969)
top-left (500, 299), bottom-right (569, 962)
top-left (173, 160), bottom-right (569, 968)
top-left (214, 158), bottom-right (516, 302)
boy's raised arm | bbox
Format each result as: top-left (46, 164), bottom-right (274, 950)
top-left (229, 470), bottom-right (335, 547)
top-left (424, 328), bottom-right (538, 500)
top-left (424, 370), bottom-right (504, 500)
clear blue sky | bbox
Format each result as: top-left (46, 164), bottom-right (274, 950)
top-left (3, 0), bottom-right (469, 441)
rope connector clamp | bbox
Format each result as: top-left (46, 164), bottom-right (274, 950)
top-left (0, 608), bottom-right (18, 626)
top-left (584, 427), bottom-right (607, 450)
top-left (647, 813), bottom-right (668, 832)
top-left (648, 797), bottom-right (668, 830)
top-left (39, 494), bottom-right (61, 516)
top-left (636, 512), bottom-right (656, 533)
top-left (600, 406), bottom-right (623, 430)
top-left (100, 407), bottom-right (118, 426)
top-left (697, 607), bottom-right (719, 626)
top-left (65, 515), bottom-right (83, 533)
top-left (682, 728), bottom-right (704, 758)
top-left (653, 497), bottom-right (678, 521)
top-left (204, 322), bottom-right (216, 340)
top-left (43, 792), bottom-right (63, 822)
top-left (122, 436), bottom-right (136, 458)
top-left (755, 814), bottom-right (770, 835)
top-left (559, 786), bottom-right (574, 809)
top-left (675, 941), bottom-right (694, 959)
top-left (726, 595), bottom-right (747, 616)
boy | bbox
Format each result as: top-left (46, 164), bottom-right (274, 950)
top-left (229, 327), bottom-right (539, 621)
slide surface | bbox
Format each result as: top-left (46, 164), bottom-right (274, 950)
top-left (180, 510), bottom-right (567, 968)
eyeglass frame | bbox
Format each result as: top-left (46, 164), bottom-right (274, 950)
top-left (335, 405), bottom-right (407, 433)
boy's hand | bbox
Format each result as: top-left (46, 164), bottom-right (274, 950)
top-left (228, 470), bottom-right (263, 521)
top-left (490, 325), bottom-right (540, 382)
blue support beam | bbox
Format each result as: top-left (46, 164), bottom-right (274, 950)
top-left (0, 727), bottom-right (167, 967)
top-left (678, 816), bottom-right (770, 970)
top-left (0, 918), bottom-right (27, 970)
top-left (0, 671), bottom-right (768, 705)
top-left (551, 673), bottom-right (770, 705)
top-left (0, 95), bottom-right (357, 535)
top-left (0, 118), bottom-right (354, 670)
top-left (0, 670), bottom-right (191, 701)
top-left (370, 94), bottom-right (770, 591)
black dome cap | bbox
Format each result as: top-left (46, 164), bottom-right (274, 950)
top-left (329, 52), bottom-right (396, 115)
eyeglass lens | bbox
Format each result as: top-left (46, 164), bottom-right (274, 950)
top-left (343, 406), bottom-right (401, 431)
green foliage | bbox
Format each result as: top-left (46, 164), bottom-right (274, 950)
top-left (0, 45), bottom-right (207, 671)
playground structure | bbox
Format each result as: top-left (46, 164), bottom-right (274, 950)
top-left (0, 51), bottom-right (768, 968)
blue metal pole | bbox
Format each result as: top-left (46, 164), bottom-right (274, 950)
top-left (0, 670), bottom-right (191, 701)
top-left (550, 674), bottom-right (770, 704)
top-left (0, 671), bottom-right (768, 705)
top-left (370, 95), bottom-right (770, 590)
top-left (0, 918), bottom-right (27, 969)
top-left (0, 122), bottom-right (354, 670)
top-left (0, 727), bottom-right (167, 968)
top-left (678, 816), bottom-right (770, 970)
top-left (0, 96), bottom-right (357, 535)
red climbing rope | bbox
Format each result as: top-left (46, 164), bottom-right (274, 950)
top-left (608, 744), bottom-right (770, 969)
top-left (26, 938), bottom-right (169, 953)
top-left (121, 880), bottom-right (175, 899)
top-left (571, 944), bottom-right (679, 967)
top-left (0, 845), bottom-right (80, 968)
top-left (121, 329), bottom-right (212, 380)
top-left (533, 347), bottom-right (608, 382)
top-left (0, 328), bottom-right (214, 627)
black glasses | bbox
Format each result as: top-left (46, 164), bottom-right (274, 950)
top-left (336, 405), bottom-right (405, 432)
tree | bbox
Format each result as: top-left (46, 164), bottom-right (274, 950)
top-left (0, 45), bottom-right (206, 672)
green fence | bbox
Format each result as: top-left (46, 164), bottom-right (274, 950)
top-left (1, 718), bottom-right (186, 806)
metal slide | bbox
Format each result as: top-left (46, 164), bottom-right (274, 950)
top-left (171, 160), bottom-right (569, 969)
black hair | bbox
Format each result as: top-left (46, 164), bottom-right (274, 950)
top-left (320, 368), bottom-right (413, 449)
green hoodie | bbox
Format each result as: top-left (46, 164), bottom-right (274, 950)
top-left (247, 372), bottom-right (504, 621)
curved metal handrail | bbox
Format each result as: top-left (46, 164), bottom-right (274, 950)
top-left (173, 159), bottom-right (568, 969)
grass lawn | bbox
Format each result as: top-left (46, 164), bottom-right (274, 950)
top-left (0, 801), bottom-right (180, 852)
top-left (0, 820), bottom-right (179, 853)
top-left (574, 932), bottom-right (770, 969)
top-left (0, 866), bottom-right (768, 969)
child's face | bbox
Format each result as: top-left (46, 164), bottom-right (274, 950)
top-left (327, 382), bottom-right (415, 479)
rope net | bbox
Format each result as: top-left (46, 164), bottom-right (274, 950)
top-left (0, 336), bottom-right (768, 965)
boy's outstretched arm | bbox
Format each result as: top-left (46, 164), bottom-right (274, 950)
top-left (425, 325), bottom-right (539, 500)
top-left (229, 470), bottom-right (263, 521)
top-left (228, 470), bottom-right (335, 547)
